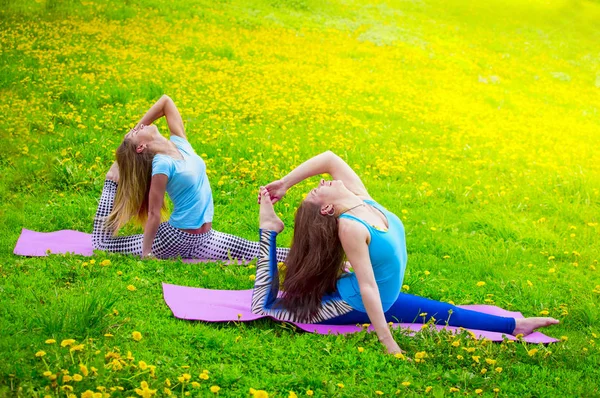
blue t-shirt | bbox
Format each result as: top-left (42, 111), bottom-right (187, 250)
top-left (336, 199), bottom-right (408, 312)
top-left (151, 136), bottom-right (214, 229)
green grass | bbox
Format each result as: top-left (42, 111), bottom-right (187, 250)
top-left (0, 0), bottom-right (599, 396)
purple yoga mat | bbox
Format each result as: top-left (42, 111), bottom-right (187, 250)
top-left (162, 283), bottom-right (558, 343)
top-left (13, 229), bottom-right (242, 264)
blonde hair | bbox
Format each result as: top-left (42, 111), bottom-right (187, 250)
top-left (104, 139), bottom-right (166, 234)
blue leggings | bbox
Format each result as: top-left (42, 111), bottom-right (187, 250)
top-left (251, 230), bottom-right (515, 334)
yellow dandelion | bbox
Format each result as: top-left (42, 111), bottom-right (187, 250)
top-left (127, 285), bottom-right (137, 291)
top-left (402, 381), bottom-right (411, 387)
top-left (337, 383), bottom-right (344, 388)
top-left (249, 275), bottom-right (256, 281)
top-left (476, 281), bottom-right (485, 287)
top-left (43, 371), bottom-right (52, 377)
top-left (449, 387), bottom-right (460, 393)
top-left (210, 385), bottom-right (220, 393)
top-left (72, 374), bottom-right (83, 382)
top-left (79, 364), bottom-right (89, 376)
top-left (485, 358), bottom-right (497, 365)
top-left (289, 392), bottom-right (298, 398)
top-left (200, 373), bottom-right (209, 380)
top-left (495, 367), bottom-right (503, 373)
top-left (539, 310), bottom-right (549, 315)
top-left (132, 331), bottom-right (143, 341)
top-left (306, 390), bottom-right (314, 396)
top-left (35, 351), bottom-right (46, 357)
top-left (528, 348), bottom-right (538, 356)
top-left (357, 347), bottom-right (364, 353)
top-left (475, 389), bottom-right (483, 394)
top-left (375, 391), bottom-right (384, 395)
top-left (45, 339), bottom-right (56, 344)
top-left (61, 339), bottom-right (76, 347)
top-left (254, 391), bottom-right (269, 398)
top-left (480, 368), bottom-right (487, 374)
top-left (425, 386), bottom-right (432, 393)
top-left (101, 259), bottom-right (111, 266)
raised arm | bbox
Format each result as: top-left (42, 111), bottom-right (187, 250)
top-left (265, 151), bottom-right (370, 203)
top-left (141, 174), bottom-right (167, 258)
top-left (134, 95), bottom-right (185, 139)
top-left (339, 220), bottom-right (403, 354)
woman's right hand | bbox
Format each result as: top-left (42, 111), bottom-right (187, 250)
top-left (260, 179), bottom-right (288, 204)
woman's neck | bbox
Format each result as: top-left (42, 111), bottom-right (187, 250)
top-left (148, 136), bottom-right (182, 159)
top-left (333, 192), bottom-right (364, 216)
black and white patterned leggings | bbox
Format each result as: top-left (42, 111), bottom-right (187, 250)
top-left (92, 180), bottom-right (289, 261)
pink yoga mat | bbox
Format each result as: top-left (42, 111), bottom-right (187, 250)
top-left (13, 229), bottom-right (241, 264)
top-left (162, 283), bottom-right (558, 343)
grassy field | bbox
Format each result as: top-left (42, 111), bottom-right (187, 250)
top-left (1, 0), bottom-right (600, 396)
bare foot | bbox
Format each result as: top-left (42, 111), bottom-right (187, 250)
top-left (259, 187), bottom-right (284, 233)
top-left (512, 317), bottom-right (560, 336)
top-left (106, 161), bottom-right (120, 183)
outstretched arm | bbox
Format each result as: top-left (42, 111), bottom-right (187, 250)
top-left (265, 151), bottom-right (370, 203)
top-left (134, 95), bottom-right (185, 139)
top-left (141, 174), bottom-right (167, 258)
top-left (339, 220), bottom-right (402, 354)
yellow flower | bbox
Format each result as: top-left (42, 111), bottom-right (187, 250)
top-left (494, 388), bottom-right (500, 393)
top-left (249, 275), bottom-right (256, 281)
top-left (289, 392), bottom-right (298, 398)
top-left (337, 383), bottom-right (344, 388)
top-left (476, 281), bottom-right (485, 287)
top-left (456, 355), bottom-right (463, 360)
top-left (475, 389), bottom-right (483, 394)
top-left (139, 361), bottom-right (148, 370)
top-left (306, 390), bottom-right (314, 396)
top-left (451, 341), bottom-right (460, 347)
top-left (45, 339), bottom-right (56, 344)
top-left (480, 368), bottom-right (487, 374)
top-left (43, 371), bottom-right (52, 377)
top-left (61, 339), bottom-right (76, 347)
top-left (485, 358), bottom-right (497, 365)
top-left (425, 386), bottom-right (432, 393)
top-left (495, 367), bottom-right (503, 373)
top-left (101, 259), bottom-right (111, 266)
top-left (70, 344), bottom-right (84, 352)
top-left (357, 347), bottom-right (364, 353)
top-left (210, 385), bottom-right (221, 393)
top-left (35, 351), bottom-right (46, 357)
top-left (375, 391), bottom-right (384, 395)
top-left (127, 285), bottom-right (137, 291)
top-left (472, 355), bottom-right (480, 363)
top-left (117, 271), bottom-right (123, 276)
top-left (63, 375), bottom-right (73, 382)
top-left (449, 387), bottom-right (460, 393)
top-left (528, 348), bottom-right (538, 356)
top-left (402, 284), bottom-right (410, 291)
top-left (539, 310), bottom-right (549, 315)
top-left (164, 388), bottom-right (172, 396)
top-left (79, 364), bottom-right (89, 376)
top-left (191, 382), bottom-right (200, 388)
top-left (561, 336), bottom-right (568, 341)
top-left (402, 381), bottom-right (411, 387)
top-left (200, 373), bottom-right (209, 380)
top-left (254, 390), bottom-right (269, 398)
top-left (424, 270), bottom-right (430, 276)
top-left (132, 331), bottom-right (143, 341)
top-left (394, 352), bottom-right (405, 360)
top-left (135, 381), bottom-right (157, 397)
top-left (81, 391), bottom-right (95, 398)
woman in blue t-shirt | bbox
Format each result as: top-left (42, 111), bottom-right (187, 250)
top-left (251, 151), bottom-right (558, 354)
top-left (92, 95), bottom-right (288, 261)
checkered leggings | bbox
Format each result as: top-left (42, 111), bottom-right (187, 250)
top-left (92, 180), bottom-right (289, 261)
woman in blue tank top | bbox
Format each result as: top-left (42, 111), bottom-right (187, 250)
top-left (91, 95), bottom-right (288, 262)
top-left (251, 151), bottom-right (558, 354)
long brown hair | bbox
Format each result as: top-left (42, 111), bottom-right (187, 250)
top-left (280, 201), bottom-right (346, 321)
top-left (104, 139), bottom-right (165, 234)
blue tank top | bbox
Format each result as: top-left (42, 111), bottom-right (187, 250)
top-left (151, 136), bottom-right (214, 229)
top-left (336, 199), bottom-right (407, 312)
